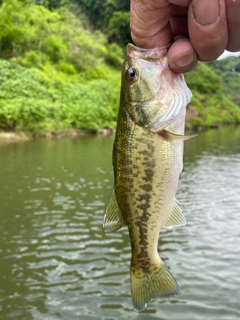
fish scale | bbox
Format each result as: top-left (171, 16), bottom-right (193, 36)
top-left (103, 43), bottom-right (194, 312)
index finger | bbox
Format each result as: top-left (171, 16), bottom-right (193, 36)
top-left (225, 0), bottom-right (240, 51)
top-left (130, 0), bottom-right (172, 48)
top-left (188, 0), bottom-right (228, 61)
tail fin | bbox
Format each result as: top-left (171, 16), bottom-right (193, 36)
top-left (130, 263), bottom-right (179, 312)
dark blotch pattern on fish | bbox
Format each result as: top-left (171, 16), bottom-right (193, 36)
top-left (127, 140), bottom-right (156, 273)
top-left (104, 44), bottom-right (192, 312)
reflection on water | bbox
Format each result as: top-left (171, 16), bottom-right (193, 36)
top-left (0, 126), bottom-right (240, 320)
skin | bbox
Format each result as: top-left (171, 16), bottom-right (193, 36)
top-left (130, 0), bottom-right (240, 73)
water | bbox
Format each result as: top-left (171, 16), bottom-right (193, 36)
top-left (0, 126), bottom-right (240, 320)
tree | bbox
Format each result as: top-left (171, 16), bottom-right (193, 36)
top-left (108, 11), bottom-right (131, 46)
top-left (33, 0), bottom-right (70, 9)
top-left (71, 0), bottom-right (131, 46)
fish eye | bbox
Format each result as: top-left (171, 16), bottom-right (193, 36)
top-left (126, 68), bottom-right (137, 81)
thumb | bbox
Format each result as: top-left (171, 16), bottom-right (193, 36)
top-left (130, 0), bottom-right (172, 48)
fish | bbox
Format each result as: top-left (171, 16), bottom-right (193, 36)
top-left (103, 43), bottom-right (195, 312)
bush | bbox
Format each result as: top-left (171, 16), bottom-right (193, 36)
top-left (0, 0), bottom-right (123, 71)
top-left (0, 59), bottom-right (120, 132)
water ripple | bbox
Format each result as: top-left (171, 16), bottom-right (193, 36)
top-left (1, 130), bottom-right (240, 319)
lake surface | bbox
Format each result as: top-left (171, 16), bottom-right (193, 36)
top-left (0, 126), bottom-right (240, 320)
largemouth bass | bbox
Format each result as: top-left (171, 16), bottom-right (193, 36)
top-left (103, 44), bottom-right (194, 312)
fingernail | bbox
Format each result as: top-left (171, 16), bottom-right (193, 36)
top-left (172, 51), bottom-right (195, 68)
top-left (192, 0), bottom-right (220, 26)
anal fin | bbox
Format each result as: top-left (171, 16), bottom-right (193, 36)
top-left (103, 190), bottom-right (125, 233)
top-left (163, 199), bottom-right (186, 229)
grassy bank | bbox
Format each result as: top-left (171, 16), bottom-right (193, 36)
top-left (1, 56), bottom-right (239, 137)
top-left (0, 59), bottom-right (120, 134)
top-left (0, 0), bottom-right (122, 135)
top-left (185, 63), bottom-right (240, 129)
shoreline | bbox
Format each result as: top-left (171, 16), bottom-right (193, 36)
top-left (0, 128), bottom-right (116, 143)
top-left (0, 122), bottom-right (237, 144)
top-left (0, 132), bottom-right (30, 143)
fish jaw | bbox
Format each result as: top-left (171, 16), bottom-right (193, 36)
top-left (127, 43), bottom-right (169, 62)
top-left (121, 44), bottom-right (192, 132)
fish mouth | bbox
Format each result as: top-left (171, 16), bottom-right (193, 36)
top-left (124, 43), bottom-right (192, 130)
top-left (127, 43), bottom-right (170, 61)
top-left (124, 44), bottom-right (170, 103)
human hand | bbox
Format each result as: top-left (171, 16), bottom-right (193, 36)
top-left (130, 0), bottom-right (240, 73)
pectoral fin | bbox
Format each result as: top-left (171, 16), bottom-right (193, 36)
top-left (160, 130), bottom-right (197, 141)
top-left (103, 190), bottom-right (125, 233)
top-left (163, 199), bottom-right (186, 229)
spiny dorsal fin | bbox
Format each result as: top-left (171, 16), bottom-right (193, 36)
top-left (103, 190), bottom-right (125, 233)
top-left (163, 199), bottom-right (186, 229)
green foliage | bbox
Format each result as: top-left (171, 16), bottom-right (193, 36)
top-left (0, 59), bottom-right (120, 132)
top-left (72, 0), bottom-right (116, 29)
top-left (34, 0), bottom-right (70, 10)
top-left (185, 63), bottom-right (221, 94)
top-left (0, 0), bottom-right (123, 70)
top-left (185, 62), bottom-right (240, 127)
top-left (71, 0), bottom-right (131, 46)
top-left (0, 0), bottom-right (240, 135)
top-left (108, 11), bottom-right (131, 47)
top-left (208, 57), bottom-right (240, 106)
top-left (104, 43), bottom-right (123, 68)
top-left (208, 56), bottom-right (240, 73)
top-left (60, 79), bottom-right (119, 130)
top-left (221, 71), bottom-right (240, 105)
top-left (0, 60), bottom-right (56, 130)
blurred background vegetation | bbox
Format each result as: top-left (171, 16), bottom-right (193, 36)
top-left (0, 0), bottom-right (240, 135)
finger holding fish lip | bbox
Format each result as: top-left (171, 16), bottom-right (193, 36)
top-left (130, 0), bottom-right (199, 72)
top-left (130, 0), bottom-right (172, 49)
top-left (171, 0), bottom-right (228, 63)
top-left (168, 37), bottom-right (198, 73)
top-left (168, 6), bottom-right (198, 73)
top-left (188, 0), bottom-right (228, 62)
top-left (172, 0), bottom-right (227, 64)
top-left (130, 0), bottom-right (239, 73)
top-left (225, 0), bottom-right (240, 52)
